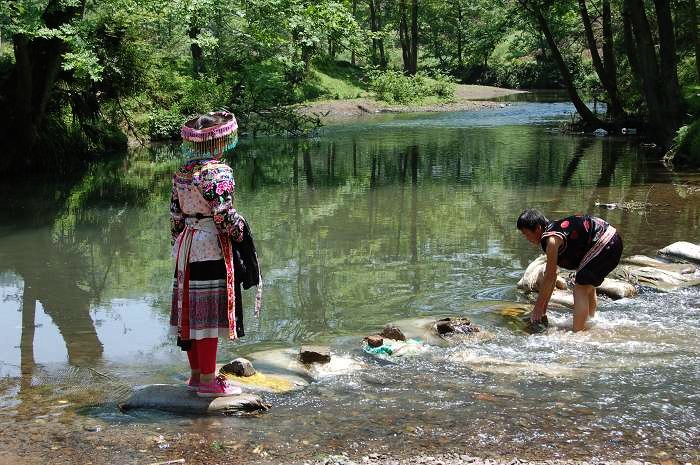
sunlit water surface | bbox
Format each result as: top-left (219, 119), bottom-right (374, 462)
top-left (1, 100), bottom-right (699, 463)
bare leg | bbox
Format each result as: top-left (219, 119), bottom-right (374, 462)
top-left (573, 284), bottom-right (595, 332)
top-left (588, 288), bottom-right (598, 318)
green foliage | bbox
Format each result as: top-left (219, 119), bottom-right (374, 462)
top-left (368, 70), bottom-right (455, 104)
top-left (683, 85), bottom-right (700, 118)
top-left (673, 120), bottom-right (700, 166)
top-left (489, 58), bottom-right (561, 89)
top-left (146, 108), bottom-right (183, 140)
top-left (677, 56), bottom-right (698, 88)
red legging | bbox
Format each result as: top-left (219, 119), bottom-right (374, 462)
top-left (185, 338), bottom-right (218, 375)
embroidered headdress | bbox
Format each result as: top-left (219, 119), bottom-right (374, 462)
top-left (181, 111), bottom-right (238, 158)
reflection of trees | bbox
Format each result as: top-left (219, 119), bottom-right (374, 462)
top-left (1, 149), bottom-right (176, 395)
top-left (4, 126), bottom-right (699, 355)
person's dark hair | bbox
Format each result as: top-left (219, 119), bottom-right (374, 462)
top-left (185, 111), bottom-right (234, 130)
top-left (517, 208), bottom-right (548, 231)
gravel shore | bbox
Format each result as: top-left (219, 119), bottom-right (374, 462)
top-left (295, 84), bottom-right (525, 122)
top-left (304, 452), bottom-right (674, 465)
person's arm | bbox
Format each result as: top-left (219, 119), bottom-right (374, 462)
top-left (531, 236), bottom-right (561, 322)
top-left (170, 178), bottom-right (185, 245)
top-left (201, 165), bottom-right (244, 242)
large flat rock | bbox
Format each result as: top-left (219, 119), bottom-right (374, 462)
top-left (120, 384), bottom-right (270, 415)
top-left (659, 241), bottom-right (700, 264)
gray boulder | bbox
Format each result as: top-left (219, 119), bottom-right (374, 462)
top-left (659, 241), bottom-right (700, 264)
top-left (220, 357), bottom-right (256, 377)
top-left (120, 384), bottom-right (270, 414)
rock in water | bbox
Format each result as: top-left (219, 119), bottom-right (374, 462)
top-left (363, 335), bottom-right (384, 347)
top-left (220, 358), bottom-right (256, 377)
top-left (522, 315), bottom-right (549, 334)
top-left (659, 241), bottom-right (700, 264)
top-left (623, 255), bottom-right (697, 274)
top-left (120, 384), bottom-right (270, 414)
top-left (435, 317), bottom-right (479, 335)
top-left (380, 324), bottom-right (406, 341)
top-left (596, 278), bottom-right (637, 299)
top-left (299, 345), bottom-right (331, 364)
top-left (517, 255), bottom-right (567, 291)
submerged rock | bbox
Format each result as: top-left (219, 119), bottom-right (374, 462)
top-left (623, 265), bottom-right (700, 291)
top-left (363, 335), bottom-right (384, 347)
top-left (493, 304), bottom-right (549, 334)
top-left (596, 277), bottom-right (637, 299)
top-left (299, 345), bottom-right (331, 364)
top-left (434, 317), bottom-right (479, 335)
top-left (120, 384), bottom-right (270, 414)
top-left (623, 254), bottom-right (697, 274)
top-left (379, 324), bottom-right (406, 341)
top-left (659, 241), bottom-right (700, 264)
top-left (517, 254), bottom-right (567, 292)
top-left (220, 357), bottom-right (256, 377)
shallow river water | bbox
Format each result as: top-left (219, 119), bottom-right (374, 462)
top-left (1, 100), bottom-right (699, 464)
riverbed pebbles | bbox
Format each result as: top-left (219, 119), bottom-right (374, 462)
top-left (305, 453), bottom-right (660, 465)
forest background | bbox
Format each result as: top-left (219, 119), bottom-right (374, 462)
top-left (0, 0), bottom-right (698, 174)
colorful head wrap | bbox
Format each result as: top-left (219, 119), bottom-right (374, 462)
top-left (180, 111), bottom-right (238, 158)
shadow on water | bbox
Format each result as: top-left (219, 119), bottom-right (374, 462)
top-left (0, 113), bottom-right (699, 463)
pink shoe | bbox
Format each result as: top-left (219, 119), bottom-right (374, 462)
top-left (196, 375), bottom-right (242, 398)
top-left (186, 378), bottom-right (200, 391)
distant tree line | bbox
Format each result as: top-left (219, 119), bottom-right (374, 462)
top-left (0, 0), bottom-right (697, 173)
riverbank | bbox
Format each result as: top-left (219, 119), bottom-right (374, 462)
top-left (295, 84), bottom-right (526, 122)
top-left (306, 453), bottom-right (671, 465)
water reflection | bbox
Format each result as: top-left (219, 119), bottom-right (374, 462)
top-left (0, 111), bottom-right (699, 461)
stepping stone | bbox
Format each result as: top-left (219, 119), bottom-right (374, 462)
top-left (120, 384), bottom-right (270, 415)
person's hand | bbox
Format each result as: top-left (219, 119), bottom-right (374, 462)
top-left (530, 304), bottom-right (546, 323)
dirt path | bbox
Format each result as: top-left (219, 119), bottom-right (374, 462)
top-left (295, 84), bottom-right (526, 122)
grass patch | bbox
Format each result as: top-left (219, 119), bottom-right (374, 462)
top-left (306, 59), bottom-right (368, 100)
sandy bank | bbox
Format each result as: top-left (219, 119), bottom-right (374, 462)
top-left (295, 84), bottom-right (526, 122)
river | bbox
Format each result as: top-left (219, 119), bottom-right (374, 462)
top-left (1, 99), bottom-right (699, 464)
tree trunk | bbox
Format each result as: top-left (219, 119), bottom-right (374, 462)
top-left (368, 0), bottom-right (378, 64)
top-left (623, 0), bottom-right (673, 143)
top-left (622, 11), bottom-right (641, 81)
top-left (653, 0), bottom-right (683, 139)
top-left (399, 0), bottom-right (410, 73)
top-left (188, 26), bottom-right (205, 77)
top-left (601, 0), bottom-right (617, 92)
top-left (529, 3), bottom-right (601, 125)
top-left (410, 0), bottom-right (419, 75)
top-left (377, 0), bottom-right (386, 68)
top-left (578, 0), bottom-right (624, 118)
top-left (456, 3), bottom-right (463, 68)
top-left (690, 0), bottom-right (700, 80)
top-left (351, 0), bottom-right (357, 65)
top-left (4, 0), bottom-right (85, 169)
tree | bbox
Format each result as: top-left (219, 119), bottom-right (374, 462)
top-left (623, 0), bottom-right (684, 145)
top-left (2, 0), bottom-right (87, 170)
top-left (398, 0), bottom-right (418, 75)
top-left (517, 0), bottom-right (602, 126)
top-left (577, 0), bottom-right (625, 118)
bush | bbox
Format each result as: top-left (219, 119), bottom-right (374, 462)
top-left (490, 58), bottom-right (561, 89)
top-left (678, 56), bottom-right (698, 88)
top-left (675, 120), bottom-right (700, 165)
top-left (367, 70), bottom-right (454, 104)
top-left (428, 71), bottom-right (456, 99)
top-left (146, 108), bottom-right (183, 141)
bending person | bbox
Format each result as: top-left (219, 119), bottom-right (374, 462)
top-left (516, 208), bottom-right (623, 332)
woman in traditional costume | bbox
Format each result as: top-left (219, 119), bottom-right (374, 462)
top-left (170, 111), bottom-right (249, 397)
top-left (517, 208), bottom-right (623, 332)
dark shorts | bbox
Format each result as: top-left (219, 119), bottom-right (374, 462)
top-left (575, 233), bottom-right (624, 286)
